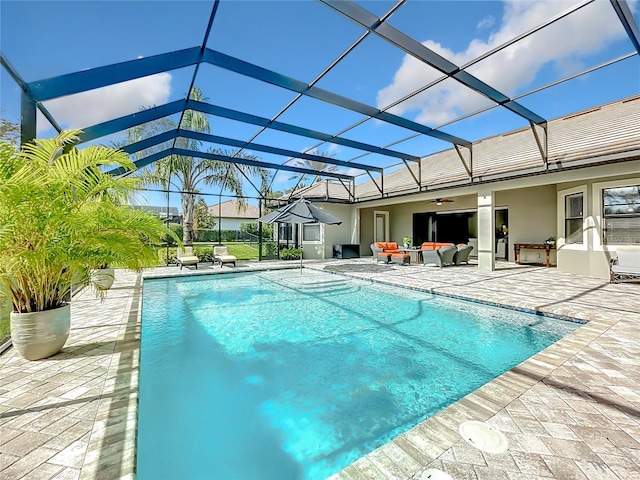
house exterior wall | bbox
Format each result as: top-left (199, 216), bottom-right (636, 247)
top-left (556, 172), bottom-right (640, 279)
top-left (217, 217), bottom-right (251, 230)
top-left (300, 203), bottom-right (357, 260)
top-left (348, 160), bottom-right (639, 278)
top-left (495, 185), bottom-right (557, 263)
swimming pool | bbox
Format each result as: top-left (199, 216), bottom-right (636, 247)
top-left (137, 269), bottom-right (578, 480)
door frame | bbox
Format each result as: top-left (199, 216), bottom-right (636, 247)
top-left (373, 210), bottom-right (390, 242)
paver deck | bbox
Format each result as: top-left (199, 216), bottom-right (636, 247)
top-left (0, 259), bottom-right (638, 479)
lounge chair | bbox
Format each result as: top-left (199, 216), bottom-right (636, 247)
top-left (454, 244), bottom-right (473, 265)
top-left (610, 250), bottom-right (640, 283)
top-left (176, 246), bottom-right (199, 270)
top-left (422, 244), bottom-right (457, 267)
top-left (213, 245), bottom-right (237, 268)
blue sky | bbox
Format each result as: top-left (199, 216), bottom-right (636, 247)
top-left (2, 0), bottom-right (639, 209)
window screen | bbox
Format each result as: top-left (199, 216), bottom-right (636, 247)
top-left (603, 185), bottom-right (640, 245)
top-left (303, 224), bottom-right (320, 242)
top-left (564, 193), bottom-right (583, 244)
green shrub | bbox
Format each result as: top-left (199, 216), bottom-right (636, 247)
top-left (193, 246), bottom-right (214, 262)
top-left (158, 245), bottom-right (217, 265)
top-left (158, 247), bottom-right (178, 265)
top-left (261, 242), bottom-right (278, 258)
top-left (280, 248), bottom-right (302, 260)
top-left (163, 223), bottom-right (183, 245)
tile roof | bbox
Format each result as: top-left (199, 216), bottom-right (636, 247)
top-left (207, 200), bottom-right (260, 219)
top-left (288, 95), bottom-right (640, 203)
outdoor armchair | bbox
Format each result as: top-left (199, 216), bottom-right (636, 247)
top-left (422, 244), bottom-right (457, 267)
top-left (213, 245), bottom-right (237, 268)
top-left (454, 244), bottom-right (473, 265)
top-left (176, 246), bottom-right (199, 270)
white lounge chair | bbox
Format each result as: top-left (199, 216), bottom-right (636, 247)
top-left (213, 245), bottom-right (237, 268)
top-left (176, 246), bottom-right (199, 270)
top-left (610, 250), bottom-right (640, 283)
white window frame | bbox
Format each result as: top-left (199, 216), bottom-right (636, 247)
top-left (557, 185), bottom-right (587, 250)
top-left (593, 177), bottom-right (640, 251)
top-left (302, 223), bottom-right (322, 244)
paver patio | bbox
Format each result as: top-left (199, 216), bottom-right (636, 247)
top-left (0, 259), bottom-right (638, 479)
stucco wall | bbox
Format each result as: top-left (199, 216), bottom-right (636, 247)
top-left (556, 173), bottom-right (640, 279)
top-left (335, 160), bottom-right (639, 277)
top-left (218, 218), bottom-right (253, 230)
top-left (496, 185), bottom-right (557, 263)
top-left (301, 203), bottom-right (357, 260)
top-left (359, 196), bottom-right (479, 255)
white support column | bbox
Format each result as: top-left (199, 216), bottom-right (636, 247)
top-left (477, 190), bottom-right (495, 271)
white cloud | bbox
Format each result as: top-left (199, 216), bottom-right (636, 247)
top-left (377, 0), bottom-right (633, 126)
top-left (326, 143), bottom-right (341, 155)
top-left (38, 72), bottom-right (172, 133)
top-left (477, 15), bottom-right (495, 30)
top-left (272, 171), bottom-right (293, 187)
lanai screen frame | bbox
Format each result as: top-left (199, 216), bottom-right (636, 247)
top-left (1, 0), bottom-right (639, 205)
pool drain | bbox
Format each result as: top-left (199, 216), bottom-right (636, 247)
top-left (421, 469), bottom-right (453, 480)
top-left (458, 420), bottom-right (508, 454)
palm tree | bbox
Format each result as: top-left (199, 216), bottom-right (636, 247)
top-left (125, 87), bottom-right (271, 244)
top-left (288, 149), bottom-right (339, 186)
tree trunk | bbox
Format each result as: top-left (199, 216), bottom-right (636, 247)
top-left (182, 193), bottom-right (195, 244)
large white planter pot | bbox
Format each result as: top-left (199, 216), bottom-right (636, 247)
top-left (10, 304), bottom-right (70, 360)
top-left (92, 267), bottom-right (115, 290)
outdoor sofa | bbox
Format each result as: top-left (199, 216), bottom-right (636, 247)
top-left (610, 250), bottom-right (640, 283)
top-left (176, 246), bottom-right (199, 270)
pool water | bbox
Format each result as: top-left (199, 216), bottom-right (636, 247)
top-left (137, 269), bottom-right (578, 480)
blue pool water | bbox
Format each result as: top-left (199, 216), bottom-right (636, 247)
top-left (137, 269), bottom-right (578, 480)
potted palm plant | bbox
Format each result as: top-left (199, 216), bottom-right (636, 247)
top-left (0, 131), bottom-right (173, 360)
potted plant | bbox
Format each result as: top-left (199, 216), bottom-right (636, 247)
top-left (0, 131), bottom-right (173, 360)
top-left (403, 237), bottom-right (412, 248)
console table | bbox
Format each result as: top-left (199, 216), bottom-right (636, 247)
top-left (332, 244), bottom-right (360, 259)
top-left (514, 243), bottom-right (556, 267)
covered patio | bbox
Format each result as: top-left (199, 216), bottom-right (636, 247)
top-left (1, 260), bottom-right (638, 479)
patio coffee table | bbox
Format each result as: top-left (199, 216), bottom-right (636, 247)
top-left (402, 248), bottom-right (423, 264)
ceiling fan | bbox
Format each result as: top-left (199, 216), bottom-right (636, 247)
top-left (430, 198), bottom-right (455, 206)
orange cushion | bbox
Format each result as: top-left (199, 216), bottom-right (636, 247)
top-left (421, 242), bottom-right (454, 250)
top-left (420, 242), bottom-right (437, 250)
top-left (391, 253), bottom-right (410, 258)
top-left (375, 241), bottom-right (401, 251)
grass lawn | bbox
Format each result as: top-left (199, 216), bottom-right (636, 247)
top-left (194, 242), bottom-right (260, 261)
top-left (225, 243), bottom-right (259, 261)
top-left (0, 298), bottom-right (10, 345)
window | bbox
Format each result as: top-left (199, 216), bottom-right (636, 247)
top-left (302, 224), bottom-right (320, 242)
top-left (603, 185), bottom-right (640, 245)
top-left (279, 223), bottom-right (292, 241)
top-left (565, 193), bottom-right (583, 244)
